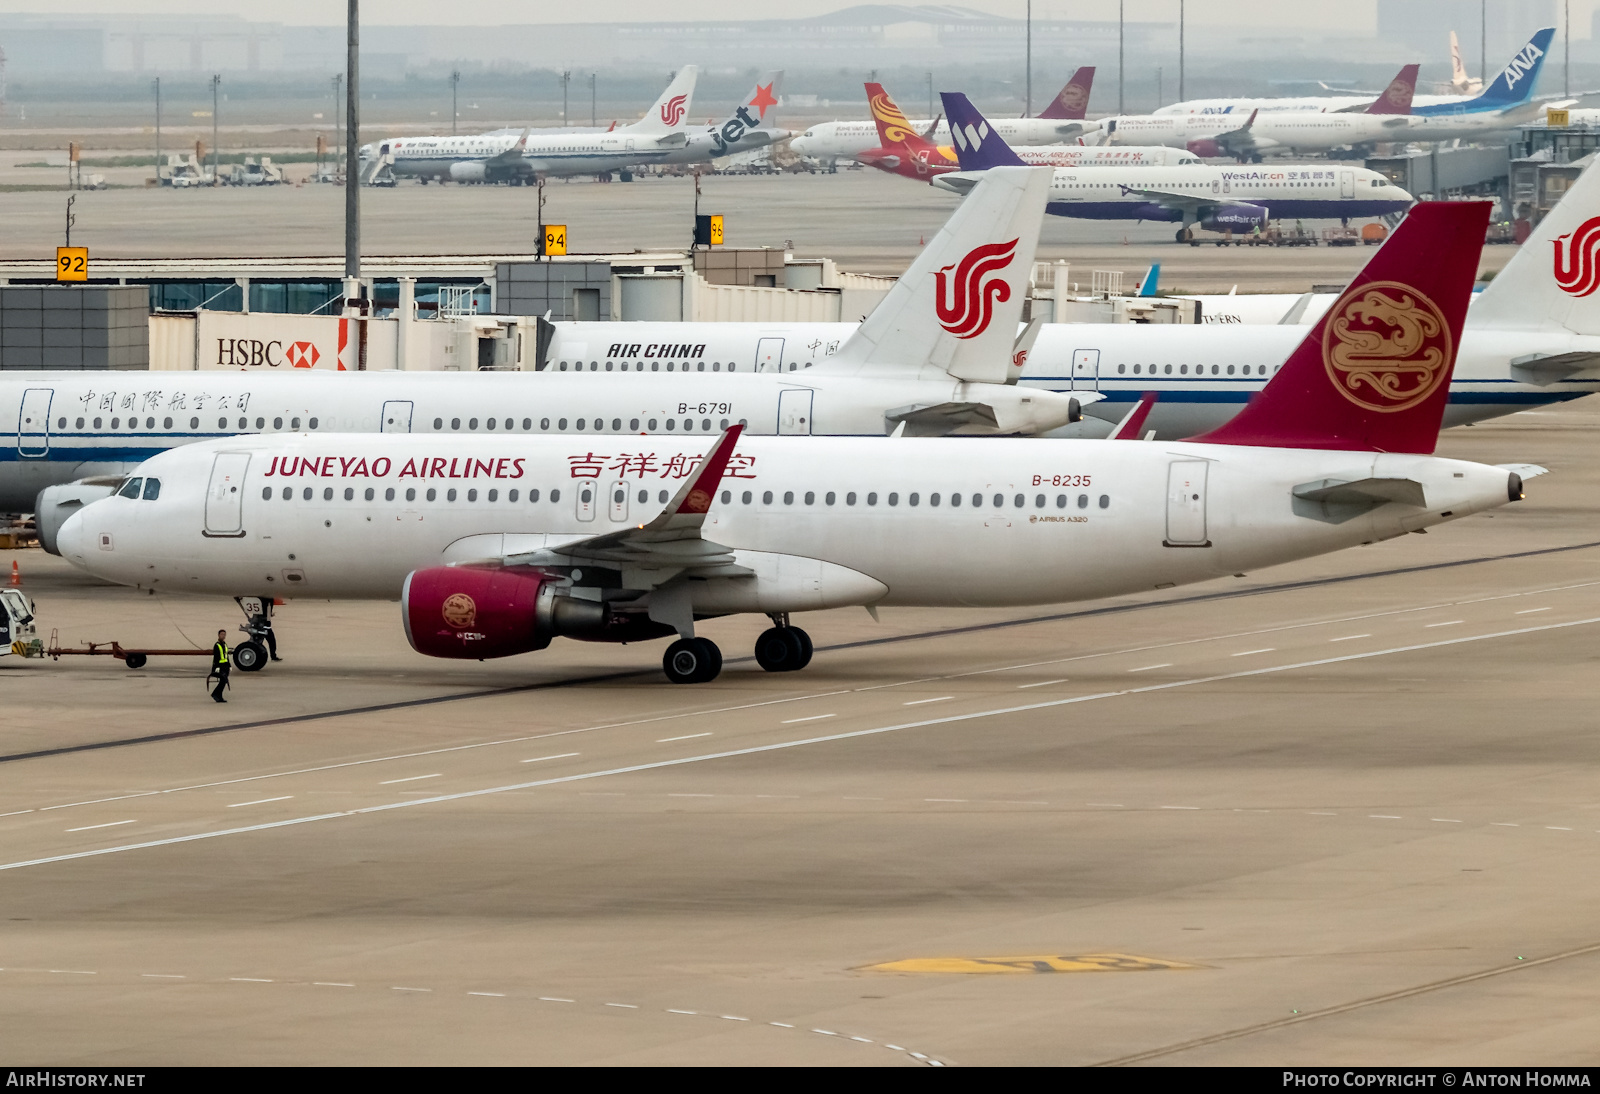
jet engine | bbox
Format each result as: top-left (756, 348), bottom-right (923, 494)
top-left (1185, 139), bottom-right (1223, 158)
top-left (36, 478), bottom-right (125, 555)
top-left (401, 565), bottom-right (673, 660)
top-left (448, 161), bottom-right (487, 183)
top-left (1201, 202), bottom-right (1269, 234)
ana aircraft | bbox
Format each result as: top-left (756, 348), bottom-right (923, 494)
top-left (58, 202), bottom-right (1539, 686)
top-left (11, 169), bottom-right (1087, 551)
top-left (935, 93), bottom-right (1413, 239)
top-left (790, 69), bottom-right (1095, 167)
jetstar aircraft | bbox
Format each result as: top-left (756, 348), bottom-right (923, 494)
top-left (365, 68), bottom-right (698, 184)
top-left (790, 69), bottom-right (1096, 167)
top-left (856, 82), bottom-right (1197, 182)
top-left (936, 93), bottom-right (1413, 240)
top-left (541, 158), bottom-right (1600, 439)
top-left (59, 202), bottom-right (1541, 687)
top-left (655, 72), bottom-right (788, 167)
top-left (12, 169), bottom-right (1090, 558)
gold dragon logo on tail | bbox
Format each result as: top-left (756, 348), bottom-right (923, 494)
top-left (1321, 281), bottom-right (1452, 413)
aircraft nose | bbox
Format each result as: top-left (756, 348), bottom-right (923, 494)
top-left (56, 509), bottom-right (88, 563)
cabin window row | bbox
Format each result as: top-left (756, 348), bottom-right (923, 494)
top-left (1116, 364), bottom-right (1274, 376)
top-left (60, 415), bottom-right (320, 432)
top-left (264, 485), bottom-right (572, 504)
top-left (429, 416), bottom-right (747, 433)
top-left (557, 361), bottom-right (738, 373)
top-left (719, 489), bottom-right (1111, 511)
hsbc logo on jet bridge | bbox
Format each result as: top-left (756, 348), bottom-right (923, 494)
top-left (1502, 41), bottom-right (1545, 89)
top-left (216, 338), bottom-right (324, 368)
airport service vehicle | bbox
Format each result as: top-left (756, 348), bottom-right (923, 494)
top-left (935, 93), bottom-right (1413, 239)
top-left (9, 169), bottom-right (1087, 544)
top-left (366, 68), bottom-right (700, 183)
top-left (790, 69), bottom-right (1095, 167)
top-left (57, 203), bottom-right (1536, 685)
top-left (1152, 29), bottom-right (1552, 117)
top-left (1089, 66), bottom-right (1417, 160)
top-left (855, 82), bottom-right (1197, 182)
top-left (0, 587), bottom-right (37, 660)
top-left (539, 159), bottom-right (1600, 439)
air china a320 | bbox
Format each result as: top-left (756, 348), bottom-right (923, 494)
top-left (58, 202), bottom-right (1542, 687)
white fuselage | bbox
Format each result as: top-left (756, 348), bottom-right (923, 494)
top-left (1097, 112), bottom-right (1412, 154)
top-left (0, 368), bottom-right (1078, 514)
top-left (1152, 93), bottom-right (1479, 116)
top-left (539, 316), bottom-right (1600, 438)
top-left (791, 116), bottom-right (1080, 162)
top-left (1017, 163), bottom-right (1412, 222)
top-left (58, 433), bottom-right (1518, 612)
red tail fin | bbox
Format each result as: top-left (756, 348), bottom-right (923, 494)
top-left (1111, 392), bottom-right (1158, 439)
top-left (865, 82), bottom-right (939, 153)
top-left (1037, 67), bottom-right (1095, 120)
top-left (1188, 201), bottom-right (1489, 455)
top-left (1366, 64), bottom-right (1419, 114)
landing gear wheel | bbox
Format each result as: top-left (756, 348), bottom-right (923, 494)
top-left (664, 637), bottom-right (721, 684)
top-left (755, 627), bottom-right (810, 672)
top-left (123, 653), bottom-right (147, 670)
top-left (232, 640), bottom-right (267, 672)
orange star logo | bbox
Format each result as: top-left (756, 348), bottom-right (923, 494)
top-left (749, 82), bottom-right (778, 119)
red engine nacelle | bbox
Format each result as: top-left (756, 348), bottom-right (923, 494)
top-left (401, 565), bottom-right (679, 660)
top-left (1185, 139), bottom-right (1222, 158)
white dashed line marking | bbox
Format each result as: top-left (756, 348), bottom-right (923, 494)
top-left (1492, 823), bottom-right (1519, 827)
top-left (50, 970), bottom-right (95, 975)
top-left (852, 1036), bottom-right (873, 1043)
top-left (781, 714), bottom-right (836, 724)
top-left (1328, 634), bottom-right (1370, 642)
top-left (721, 1015), bottom-right (749, 1021)
top-left (1370, 815), bottom-right (1402, 820)
top-left (467, 992), bottom-right (505, 997)
top-left (1088, 802), bottom-right (1125, 808)
top-left (380, 774), bottom-right (441, 785)
top-left (314, 982), bottom-right (354, 987)
top-left (771, 1022), bottom-right (795, 1028)
top-left (540, 997), bottom-right (574, 1003)
top-left (1548, 827), bottom-right (1573, 831)
top-left (1016, 679), bottom-right (1067, 689)
top-left (1309, 811), bottom-right (1336, 816)
top-left (392, 987), bottom-right (431, 993)
top-left (230, 978), bottom-right (272, 983)
top-left (903, 696), bottom-right (953, 706)
top-left (605, 1002), bottom-right (638, 1009)
top-left (1431, 818), bottom-right (1463, 823)
top-left (1161, 805), bottom-right (1199, 810)
top-left (1425, 620), bottom-right (1464, 628)
top-left (1127, 664), bottom-right (1171, 672)
top-left (140, 974), bottom-right (184, 979)
top-left (65, 820), bottom-right (135, 833)
top-left (813, 1029), bottom-right (838, 1036)
top-left (667, 1009), bottom-right (697, 1015)
top-left (925, 798), bottom-right (967, 803)
top-left (521, 753), bottom-right (580, 764)
top-left (228, 796), bottom-right (292, 808)
top-left (657, 733), bottom-right (712, 742)
top-left (1231, 649), bottom-right (1275, 657)
top-left (1516, 607), bottom-right (1551, 615)
top-left (41, 793), bottom-right (156, 812)
top-left (0, 810), bottom-right (34, 818)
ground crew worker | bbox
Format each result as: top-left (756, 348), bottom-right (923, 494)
top-left (209, 629), bottom-right (230, 703)
top-left (260, 617), bottom-right (281, 662)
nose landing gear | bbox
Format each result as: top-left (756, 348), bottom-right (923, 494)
top-left (232, 595), bottom-right (280, 673)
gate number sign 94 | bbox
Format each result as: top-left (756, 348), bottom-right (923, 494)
top-left (56, 247), bottom-right (88, 282)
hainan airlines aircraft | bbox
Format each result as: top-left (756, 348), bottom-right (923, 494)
top-left (366, 68), bottom-right (698, 183)
top-left (57, 203), bottom-right (1539, 686)
top-left (936, 93), bottom-right (1412, 239)
top-left (856, 81), bottom-right (1196, 182)
top-left (12, 169), bottom-right (1087, 548)
top-left (1090, 66), bottom-right (1419, 159)
top-left (789, 69), bottom-right (1096, 167)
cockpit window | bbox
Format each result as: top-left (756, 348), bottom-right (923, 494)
top-left (117, 478), bottom-right (143, 499)
top-left (142, 478), bottom-right (161, 501)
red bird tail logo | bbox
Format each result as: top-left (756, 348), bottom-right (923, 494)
top-left (661, 94), bottom-right (688, 126)
top-left (934, 239), bottom-right (1019, 339)
top-left (1553, 215), bottom-right (1600, 297)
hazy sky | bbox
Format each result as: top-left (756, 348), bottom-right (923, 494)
top-left (3, 1), bottom-right (1595, 37)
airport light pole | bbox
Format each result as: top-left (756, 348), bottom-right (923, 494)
top-left (1178, 0), bottom-right (1185, 102)
top-left (1565, 0), bottom-right (1570, 99)
top-left (332, 73), bottom-right (342, 169)
top-left (561, 70), bottom-right (570, 126)
top-left (590, 72), bottom-right (597, 126)
top-left (927, 71), bottom-right (933, 119)
top-left (210, 74), bottom-right (220, 186)
top-left (152, 77), bottom-right (160, 182)
top-left (450, 69), bottom-right (460, 134)
top-left (1025, 0), bottom-right (1031, 117)
top-left (1118, 0), bottom-right (1124, 115)
top-left (1480, 0), bottom-right (1486, 84)
top-left (345, 0), bottom-right (361, 314)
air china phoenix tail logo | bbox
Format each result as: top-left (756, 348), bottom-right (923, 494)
top-left (1553, 215), bottom-right (1600, 297)
top-left (1322, 281), bottom-right (1452, 413)
top-left (935, 239), bottom-right (1018, 339)
top-left (661, 94), bottom-right (688, 126)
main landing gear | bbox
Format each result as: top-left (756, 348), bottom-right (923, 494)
top-left (659, 615), bottom-right (815, 684)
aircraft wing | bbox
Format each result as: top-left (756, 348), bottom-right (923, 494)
top-left (487, 128), bottom-right (531, 166)
top-left (500, 427), bottom-right (752, 584)
top-left (1117, 184), bottom-right (1215, 214)
top-left (1052, 122), bottom-right (1085, 138)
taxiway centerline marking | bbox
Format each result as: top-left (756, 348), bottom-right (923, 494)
top-left (7, 615), bottom-right (1600, 875)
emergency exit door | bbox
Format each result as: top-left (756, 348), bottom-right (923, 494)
top-left (203, 452), bottom-right (251, 538)
top-left (755, 338), bottom-right (785, 373)
top-left (1070, 349), bottom-right (1100, 391)
top-left (1164, 460), bottom-right (1210, 547)
top-left (575, 480), bottom-right (597, 521)
top-left (381, 400), bottom-right (413, 433)
top-left (16, 388), bottom-right (52, 458)
top-left (778, 388), bottom-right (814, 435)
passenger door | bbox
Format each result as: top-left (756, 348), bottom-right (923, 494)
top-left (755, 337), bottom-right (785, 374)
top-left (778, 388), bottom-right (814, 435)
top-left (381, 400), bottom-right (413, 433)
top-left (1164, 460), bottom-right (1210, 547)
top-left (16, 388), bottom-right (52, 458)
top-left (203, 452), bottom-right (251, 538)
top-left (1339, 169), bottom-right (1355, 198)
top-left (1070, 349), bottom-right (1100, 391)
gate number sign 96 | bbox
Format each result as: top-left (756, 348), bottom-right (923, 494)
top-left (1032, 474), bottom-right (1092, 487)
top-left (56, 247), bottom-right (88, 282)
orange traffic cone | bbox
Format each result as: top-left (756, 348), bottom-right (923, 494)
top-left (9, 561), bottom-right (20, 587)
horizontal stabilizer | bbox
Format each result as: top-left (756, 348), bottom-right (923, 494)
top-left (1292, 477), bottom-right (1427, 507)
top-left (1509, 351), bottom-right (1600, 384)
top-left (884, 401), bottom-right (998, 435)
top-left (1495, 462), bottom-right (1550, 479)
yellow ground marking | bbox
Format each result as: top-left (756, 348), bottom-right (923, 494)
top-left (861, 953), bottom-right (1202, 974)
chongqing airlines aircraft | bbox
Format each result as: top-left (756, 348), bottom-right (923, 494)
top-left (366, 68), bottom-right (699, 183)
top-left (536, 157), bottom-right (1600, 437)
top-left (935, 93), bottom-right (1413, 239)
top-left (790, 69), bottom-right (1096, 167)
top-left (857, 82), bottom-right (1196, 182)
top-left (59, 202), bottom-right (1541, 687)
top-left (8, 169), bottom-right (1090, 549)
